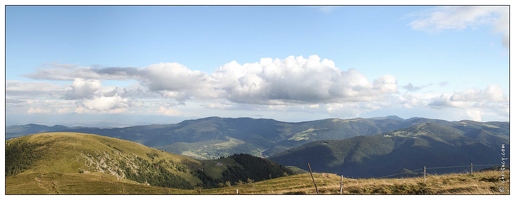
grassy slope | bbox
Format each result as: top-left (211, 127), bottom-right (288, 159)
top-left (6, 132), bottom-right (204, 185)
top-left (6, 132), bottom-right (295, 191)
top-left (6, 170), bottom-right (509, 194)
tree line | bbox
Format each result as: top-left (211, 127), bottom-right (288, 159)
top-left (193, 153), bottom-right (294, 188)
top-left (6, 140), bottom-right (45, 176)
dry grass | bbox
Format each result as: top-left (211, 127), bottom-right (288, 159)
top-left (186, 170), bottom-right (510, 195)
top-left (8, 170), bottom-right (508, 195)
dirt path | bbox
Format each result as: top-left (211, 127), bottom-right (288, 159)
top-left (34, 177), bottom-right (53, 194)
top-left (51, 180), bottom-right (60, 194)
top-left (34, 177), bottom-right (59, 194)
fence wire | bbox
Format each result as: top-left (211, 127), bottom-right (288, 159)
top-left (376, 163), bottom-right (504, 179)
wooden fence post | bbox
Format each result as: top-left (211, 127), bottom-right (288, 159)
top-left (470, 163), bottom-right (473, 174)
top-left (423, 166), bottom-right (426, 183)
top-left (340, 175), bottom-right (343, 194)
top-left (307, 163), bottom-right (319, 194)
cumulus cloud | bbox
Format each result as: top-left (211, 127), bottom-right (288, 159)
top-left (213, 55), bottom-right (397, 104)
top-left (58, 77), bottom-right (153, 113)
top-left (77, 94), bottom-right (129, 113)
top-left (140, 63), bottom-right (207, 91)
top-left (409, 6), bottom-right (509, 48)
top-left (64, 78), bottom-right (102, 100)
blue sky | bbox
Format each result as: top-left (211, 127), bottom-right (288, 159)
top-left (4, 5), bottom-right (510, 127)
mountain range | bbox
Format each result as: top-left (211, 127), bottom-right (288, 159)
top-left (6, 115), bottom-right (468, 159)
top-left (269, 121), bottom-right (509, 178)
top-left (6, 116), bottom-right (509, 179)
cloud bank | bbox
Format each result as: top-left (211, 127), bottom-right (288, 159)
top-left (23, 55), bottom-right (399, 106)
top-left (7, 55), bottom-right (508, 122)
top-left (426, 85), bottom-right (508, 121)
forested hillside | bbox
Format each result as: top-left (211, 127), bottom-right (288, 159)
top-left (270, 122), bottom-right (509, 178)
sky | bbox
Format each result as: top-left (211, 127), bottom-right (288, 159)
top-left (3, 4), bottom-right (511, 127)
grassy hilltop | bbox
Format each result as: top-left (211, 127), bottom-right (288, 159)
top-left (5, 132), bottom-right (294, 192)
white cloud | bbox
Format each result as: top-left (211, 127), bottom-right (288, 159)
top-left (372, 75), bottom-right (398, 93)
top-left (139, 62), bottom-right (224, 102)
top-left (6, 80), bottom-right (67, 97)
top-left (483, 84), bottom-right (506, 102)
top-left (444, 84), bottom-right (508, 104)
top-left (64, 78), bottom-right (102, 100)
top-left (466, 109), bottom-right (483, 122)
top-left (141, 63), bottom-right (207, 91)
top-left (424, 84), bottom-right (507, 121)
top-left (214, 55), bottom-right (397, 104)
top-left (78, 94), bottom-right (129, 113)
top-left (21, 56), bottom-right (398, 105)
top-left (410, 6), bottom-right (509, 48)
top-left (10, 55), bottom-right (508, 122)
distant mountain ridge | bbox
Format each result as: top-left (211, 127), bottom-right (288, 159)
top-left (269, 121), bottom-right (509, 178)
top-left (6, 116), bottom-right (509, 161)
